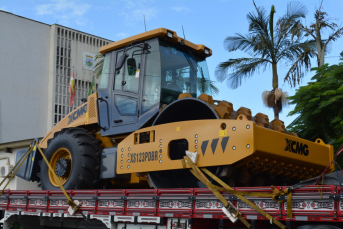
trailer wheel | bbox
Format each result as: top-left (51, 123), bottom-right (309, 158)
top-left (41, 128), bottom-right (102, 190)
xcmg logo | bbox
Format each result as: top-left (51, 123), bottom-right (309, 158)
top-left (68, 103), bottom-right (87, 124)
top-left (284, 138), bottom-right (309, 156)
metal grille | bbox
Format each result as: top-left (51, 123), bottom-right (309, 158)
top-left (89, 97), bottom-right (96, 118)
top-left (53, 26), bottom-right (108, 126)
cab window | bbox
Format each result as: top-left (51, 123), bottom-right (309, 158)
top-left (142, 40), bottom-right (161, 114)
top-left (99, 54), bottom-right (111, 89)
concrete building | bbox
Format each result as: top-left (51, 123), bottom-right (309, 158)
top-left (0, 10), bottom-right (113, 190)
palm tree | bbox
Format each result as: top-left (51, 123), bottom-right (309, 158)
top-left (215, 1), bottom-right (314, 119)
top-left (300, 2), bottom-right (343, 67)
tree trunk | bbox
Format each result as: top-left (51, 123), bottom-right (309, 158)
top-left (318, 48), bottom-right (325, 67)
top-left (271, 63), bottom-right (279, 120)
top-left (273, 106), bottom-right (279, 120)
top-left (315, 21), bottom-right (325, 67)
top-left (272, 63), bottom-right (278, 89)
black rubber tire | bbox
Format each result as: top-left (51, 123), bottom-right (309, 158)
top-left (41, 128), bottom-right (102, 190)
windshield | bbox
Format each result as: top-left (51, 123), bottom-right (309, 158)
top-left (159, 40), bottom-right (211, 104)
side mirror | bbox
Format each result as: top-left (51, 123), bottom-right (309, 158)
top-left (127, 58), bottom-right (137, 76)
top-left (115, 53), bottom-right (129, 70)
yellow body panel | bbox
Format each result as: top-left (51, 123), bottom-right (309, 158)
top-left (254, 126), bottom-right (334, 173)
top-left (39, 93), bottom-right (99, 148)
top-left (117, 119), bottom-right (334, 179)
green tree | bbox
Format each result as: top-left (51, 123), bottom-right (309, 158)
top-left (287, 61), bottom-right (343, 150)
top-left (215, 1), bottom-right (314, 119)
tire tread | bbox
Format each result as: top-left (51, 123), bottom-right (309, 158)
top-left (41, 127), bottom-right (101, 190)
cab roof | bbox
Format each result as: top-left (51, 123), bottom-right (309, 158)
top-left (99, 28), bottom-right (212, 57)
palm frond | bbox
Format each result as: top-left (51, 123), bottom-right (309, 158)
top-left (93, 52), bottom-right (104, 78)
top-left (224, 34), bottom-right (256, 54)
top-left (248, 3), bottom-right (269, 36)
top-left (215, 57), bottom-right (269, 83)
top-left (209, 80), bottom-right (220, 96)
top-left (325, 26), bottom-right (343, 46)
top-left (283, 47), bottom-right (314, 87)
top-left (302, 25), bottom-right (316, 39)
top-left (224, 58), bottom-right (269, 89)
top-left (285, 1), bottom-right (307, 19)
top-left (277, 1), bottom-right (307, 33)
top-left (276, 38), bottom-right (316, 63)
top-left (313, 9), bottom-right (338, 31)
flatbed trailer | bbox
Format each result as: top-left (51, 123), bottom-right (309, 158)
top-left (1, 185), bottom-right (343, 229)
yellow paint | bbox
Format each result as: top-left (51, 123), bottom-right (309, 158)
top-left (219, 130), bottom-right (227, 136)
top-left (117, 119), bottom-right (334, 181)
top-left (129, 173), bottom-right (140, 183)
top-left (32, 157), bottom-right (34, 161)
top-left (39, 93), bottom-right (99, 148)
top-left (48, 147), bottom-right (73, 187)
top-left (85, 113), bottom-right (89, 124)
top-left (95, 132), bottom-right (115, 148)
top-left (99, 28), bottom-right (212, 57)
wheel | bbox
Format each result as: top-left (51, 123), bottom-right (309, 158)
top-left (40, 128), bottom-right (102, 190)
top-left (148, 98), bottom-right (221, 188)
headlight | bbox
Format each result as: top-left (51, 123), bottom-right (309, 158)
top-left (167, 31), bottom-right (173, 38)
top-left (204, 48), bottom-right (210, 55)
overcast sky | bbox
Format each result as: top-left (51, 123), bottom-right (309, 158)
top-left (1, 0), bottom-right (343, 126)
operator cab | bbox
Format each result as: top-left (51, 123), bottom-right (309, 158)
top-left (97, 28), bottom-right (212, 136)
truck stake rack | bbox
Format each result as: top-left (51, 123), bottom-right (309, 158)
top-left (1, 185), bottom-right (343, 228)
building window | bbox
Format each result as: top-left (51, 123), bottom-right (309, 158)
top-left (53, 30), bottom-right (106, 126)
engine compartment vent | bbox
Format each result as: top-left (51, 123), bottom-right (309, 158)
top-left (135, 130), bottom-right (155, 144)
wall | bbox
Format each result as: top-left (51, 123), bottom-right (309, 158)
top-left (0, 147), bottom-right (40, 191)
top-left (50, 25), bottom-right (111, 127)
top-left (0, 11), bottom-right (112, 191)
top-left (0, 11), bottom-right (51, 144)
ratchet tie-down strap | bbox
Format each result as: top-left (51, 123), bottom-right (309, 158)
top-left (0, 140), bottom-right (85, 219)
top-left (182, 155), bottom-right (291, 229)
